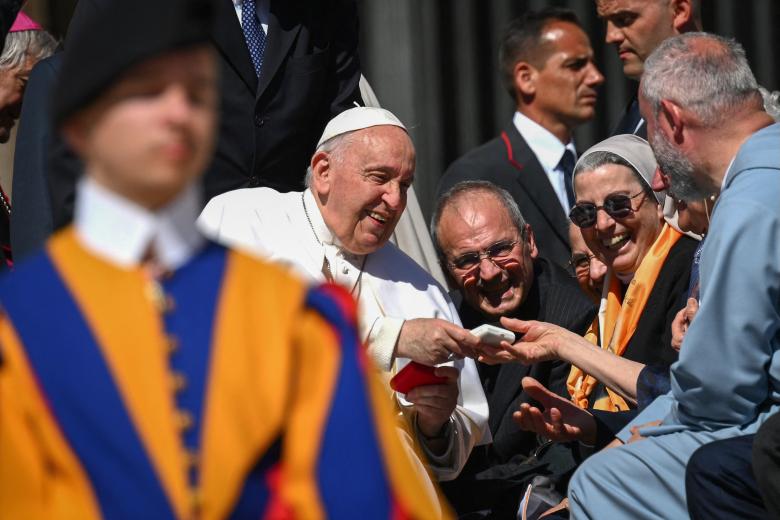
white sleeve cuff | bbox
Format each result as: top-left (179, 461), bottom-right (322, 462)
top-left (366, 316), bottom-right (404, 372)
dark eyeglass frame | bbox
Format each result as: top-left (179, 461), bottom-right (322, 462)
top-left (447, 239), bottom-right (520, 271)
top-left (569, 190), bottom-right (647, 228)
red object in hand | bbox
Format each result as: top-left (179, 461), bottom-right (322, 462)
top-left (389, 362), bottom-right (449, 394)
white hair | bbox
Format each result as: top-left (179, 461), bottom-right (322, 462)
top-left (0, 29), bottom-right (57, 70)
top-left (641, 32), bottom-right (760, 127)
top-left (303, 131), bottom-right (357, 188)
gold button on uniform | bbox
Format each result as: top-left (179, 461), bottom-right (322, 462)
top-left (171, 372), bottom-right (187, 393)
top-left (166, 335), bottom-right (180, 355)
top-left (184, 449), bottom-right (199, 469)
top-left (164, 295), bottom-right (176, 313)
top-left (176, 410), bottom-right (194, 432)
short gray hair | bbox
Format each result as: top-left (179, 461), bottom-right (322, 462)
top-left (430, 180), bottom-right (528, 259)
top-left (0, 29), bottom-right (57, 70)
top-left (304, 130), bottom-right (356, 188)
top-left (760, 87), bottom-right (780, 123)
top-left (641, 32), bottom-right (760, 126)
top-left (573, 151), bottom-right (654, 201)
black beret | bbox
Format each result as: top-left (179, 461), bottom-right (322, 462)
top-left (53, 0), bottom-right (216, 127)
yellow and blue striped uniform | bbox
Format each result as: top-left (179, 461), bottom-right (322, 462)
top-left (0, 228), bottom-right (445, 519)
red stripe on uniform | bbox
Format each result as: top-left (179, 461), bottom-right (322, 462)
top-left (501, 131), bottom-right (523, 171)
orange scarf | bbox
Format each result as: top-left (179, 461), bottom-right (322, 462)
top-left (568, 223), bottom-right (682, 411)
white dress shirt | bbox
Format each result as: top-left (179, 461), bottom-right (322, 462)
top-left (73, 177), bottom-right (204, 271)
top-left (513, 111), bottom-right (577, 213)
top-left (198, 186), bottom-right (491, 480)
top-left (232, 0), bottom-right (269, 35)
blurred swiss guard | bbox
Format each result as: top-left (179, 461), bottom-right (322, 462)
top-left (0, 0), bottom-right (446, 518)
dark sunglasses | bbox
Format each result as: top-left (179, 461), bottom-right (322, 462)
top-left (569, 190), bottom-right (646, 228)
top-left (447, 239), bottom-right (519, 271)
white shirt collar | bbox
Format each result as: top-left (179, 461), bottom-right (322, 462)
top-left (303, 189), bottom-right (369, 266)
top-left (303, 188), bottom-right (338, 246)
top-left (74, 177), bottom-right (205, 271)
top-left (513, 111), bottom-right (576, 171)
top-left (721, 156), bottom-right (737, 191)
top-left (233, 0), bottom-right (269, 33)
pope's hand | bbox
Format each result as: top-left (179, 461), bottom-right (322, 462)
top-left (396, 318), bottom-right (480, 365)
top-left (405, 366), bottom-right (460, 439)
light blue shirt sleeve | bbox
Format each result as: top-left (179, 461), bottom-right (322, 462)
top-left (663, 170), bottom-right (780, 433)
top-left (616, 393), bottom-right (676, 442)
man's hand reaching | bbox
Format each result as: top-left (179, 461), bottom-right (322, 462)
top-left (512, 376), bottom-right (597, 445)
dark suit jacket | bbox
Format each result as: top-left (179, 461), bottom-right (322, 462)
top-left (11, 54), bottom-right (67, 261)
top-left (45, 0), bottom-right (361, 232)
top-left (441, 257), bottom-right (596, 517)
top-left (207, 0), bottom-right (362, 199)
top-left (438, 121), bottom-right (572, 269)
top-left (612, 89), bottom-right (647, 138)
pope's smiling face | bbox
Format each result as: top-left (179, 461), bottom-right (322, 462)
top-left (312, 125), bottom-right (415, 255)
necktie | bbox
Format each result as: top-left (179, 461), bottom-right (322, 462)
top-left (559, 149), bottom-right (576, 209)
top-left (615, 97), bottom-right (644, 136)
top-left (241, 0), bottom-right (266, 78)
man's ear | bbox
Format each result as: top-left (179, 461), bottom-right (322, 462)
top-left (671, 0), bottom-right (694, 32)
top-left (514, 61), bottom-right (538, 98)
top-left (659, 99), bottom-right (686, 144)
top-left (525, 224), bottom-right (539, 259)
top-left (309, 150), bottom-right (332, 196)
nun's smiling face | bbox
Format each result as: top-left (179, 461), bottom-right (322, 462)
top-left (574, 164), bottom-right (663, 276)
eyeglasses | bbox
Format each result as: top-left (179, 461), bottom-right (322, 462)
top-left (447, 239), bottom-right (519, 271)
top-left (569, 190), bottom-right (646, 228)
top-left (568, 252), bottom-right (596, 275)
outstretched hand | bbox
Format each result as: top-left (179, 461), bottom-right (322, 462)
top-left (512, 376), bottom-right (596, 445)
top-left (476, 318), bottom-right (572, 365)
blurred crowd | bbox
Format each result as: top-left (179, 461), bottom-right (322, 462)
top-left (0, 0), bottom-right (778, 519)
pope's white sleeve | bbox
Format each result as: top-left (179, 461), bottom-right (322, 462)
top-left (364, 316), bottom-right (404, 372)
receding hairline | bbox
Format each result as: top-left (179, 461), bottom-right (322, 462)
top-left (439, 187), bottom-right (506, 218)
top-left (534, 20), bottom-right (589, 66)
top-left (595, 0), bottom-right (702, 25)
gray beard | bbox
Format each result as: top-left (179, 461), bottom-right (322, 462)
top-left (650, 130), bottom-right (715, 202)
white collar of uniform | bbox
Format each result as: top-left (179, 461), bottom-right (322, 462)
top-left (513, 111), bottom-right (576, 171)
top-left (74, 176), bottom-right (205, 271)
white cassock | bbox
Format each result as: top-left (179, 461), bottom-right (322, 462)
top-left (198, 187), bottom-right (491, 480)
